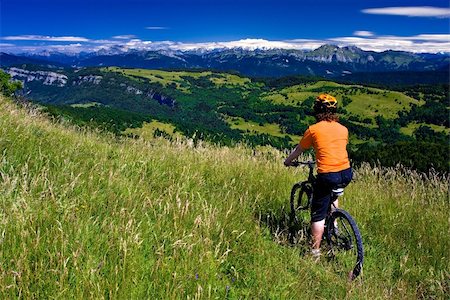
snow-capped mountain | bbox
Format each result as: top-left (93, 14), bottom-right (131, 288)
top-left (2, 44), bottom-right (448, 78)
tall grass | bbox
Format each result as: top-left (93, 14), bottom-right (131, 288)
top-left (0, 95), bottom-right (448, 299)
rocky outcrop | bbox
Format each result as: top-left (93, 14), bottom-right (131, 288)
top-left (5, 67), bottom-right (68, 87)
top-left (120, 83), bottom-right (176, 107)
top-left (126, 86), bottom-right (143, 95)
top-left (147, 91), bottom-right (176, 107)
top-left (72, 75), bottom-right (102, 85)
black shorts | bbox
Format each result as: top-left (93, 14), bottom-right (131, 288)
top-left (311, 167), bottom-right (353, 222)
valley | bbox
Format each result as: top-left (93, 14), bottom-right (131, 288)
top-left (2, 64), bottom-right (449, 172)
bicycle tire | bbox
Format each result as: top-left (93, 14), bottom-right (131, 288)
top-left (289, 182), bottom-right (312, 222)
top-left (288, 182), bottom-right (313, 243)
top-left (326, 209), bottom-right (364, 281)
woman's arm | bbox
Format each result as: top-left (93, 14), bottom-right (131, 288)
top-left (284, 144), bottom-right (304, 166)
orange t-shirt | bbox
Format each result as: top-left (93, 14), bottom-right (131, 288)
top-left (300, 121), bottom-right (350, 174)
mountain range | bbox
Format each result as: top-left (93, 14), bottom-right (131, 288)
top-left (1, 44), bottom-right (448, 79)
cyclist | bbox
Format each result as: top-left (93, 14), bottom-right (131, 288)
top-left (284, 93), bottom-right (353, 259)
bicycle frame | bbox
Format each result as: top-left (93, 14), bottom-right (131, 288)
top-left (290, 161), bottom-right (341, 213)
top-left (288, 160), bottom-right (364, 281)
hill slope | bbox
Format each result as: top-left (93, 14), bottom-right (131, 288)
top-left (3, 65), bottom-right (449, 172)
top-left (0, 95), bottom-right (448, 298)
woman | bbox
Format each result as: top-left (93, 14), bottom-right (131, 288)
top-left (284, 93), bottom-right (353, 259)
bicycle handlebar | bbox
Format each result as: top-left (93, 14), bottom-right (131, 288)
top-left (290, 160), bottom-right (316, 167)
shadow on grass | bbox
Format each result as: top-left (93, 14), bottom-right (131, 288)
top-left (258, 208), bottom-right (312, 256)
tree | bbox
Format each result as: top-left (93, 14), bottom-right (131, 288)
top-left (0, 70), bottom-right (22, 96)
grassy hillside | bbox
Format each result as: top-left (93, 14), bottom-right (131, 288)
top-left (104, 68), bottom-right (448, 158)
top-left (106, 67), bottom-right (252, 91)
top-left (0, 95), bottom-right (448, 298)
top-left (225, 116), bottom-right (301, 142)
top-left (7, 66), bottom-right (449, 165)
top-left (108, 68), bottom-right (421, 122)
top-left (262, 81), bottom-right (422, 121)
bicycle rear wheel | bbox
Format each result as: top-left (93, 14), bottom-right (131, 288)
top-left (326, 209), bottom-right (364, 281)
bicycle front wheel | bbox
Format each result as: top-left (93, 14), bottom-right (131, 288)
top-left (289, 182), bottom-right (312, 222)
top-left (288, 182), bottom-right (312, 243)
top-left (326, 209), bottom-right (364, 281)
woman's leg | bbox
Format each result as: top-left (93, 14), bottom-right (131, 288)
top-left (311, 178), bottom-right (332, 251)
top-left (312, 219), bottom-right (325, 250)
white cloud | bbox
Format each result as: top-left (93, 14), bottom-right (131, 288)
top-left (286, 39), bottom-right (326, 50)
top-left (362, 6), bottom-right (450, 18)
top-left (329, 34), bottom-right (450, 53)
top-left (3, 34), bottom-right (450, 54)
top-left (90, 39), bottom-right (123, 45)
top-left (112, 35), bottom-right (137, 40)
top-left (47, 43), bottom-right (84, 52)
top-left (354, 31), bottom-right (375, 37)
top-left (3, 43), bottom-right (86, 55)
top-left (0, 43), bottom-right (15, 47)
top-left (145, 26), bottom-right (169, 30)
top-left (138, 36), bottom-right (450, 53)
top-left (168, 38), bottom-right (307, 51)
top-left (387, 34), bottom-right (450, 41)
top-left (1, 35), bottom-right (90, 42)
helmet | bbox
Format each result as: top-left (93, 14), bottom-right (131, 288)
top-left (314, 93), bottom-right (338, 113)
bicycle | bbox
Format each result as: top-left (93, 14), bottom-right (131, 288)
top-left (289, 160), bottom-right (364, 281)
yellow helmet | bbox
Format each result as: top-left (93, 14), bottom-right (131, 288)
top-left (316, 93), bottom-right (338, 109)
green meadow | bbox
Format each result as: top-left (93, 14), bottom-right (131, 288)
top-left (225, 116), bottom-right (301, 144)
top-left (106, 67), bottom-right (252, 93)
top-left (0, 95), bottom-right (448, 298)
top-left (262, 81), bottom-right (422, 120)
top-left (98, 69), bottom-right (440, 157)
top-left (400, 122), bottom-right (450, 136)
top-left (123, 120), bottom-right (179, 140)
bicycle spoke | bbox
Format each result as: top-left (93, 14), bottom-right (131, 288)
top-left (337, 218), bottom-right (353, 250)
top-left (326, 210), bottom-right (364, 280)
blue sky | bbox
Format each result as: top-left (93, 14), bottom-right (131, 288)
top-left (1, 0), bottom-right (449, 53)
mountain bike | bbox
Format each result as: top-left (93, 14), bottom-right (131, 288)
top-left (289, 161), bottom-right (364, 280)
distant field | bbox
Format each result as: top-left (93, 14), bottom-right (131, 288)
top-left (208, 74), bottom-right (251, 87)
top-left (123, 120), bottom-right (179, 139)
top-left (105, 67), bottom-right (211, 92)
top-left (126, 117), bottom-right (302, 145)
top-left (70, 102), bottom-right (104, 108)
top-left (106, 67), bottom-right (252, 93)
top-left (344, 91), bottom-right (421, 119)
top-left (400, 122), bottom-right (450, 136)
top-left (262, 81), bottom-right (347, 105)
top-left (225, 116), bottom-right (301, 144)
top-left (13, 65), bottom-right (446, 167)
top-left (263, 81), bottom-right (422, 120)
top-left (101, 69), bottom-right (438, 152)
